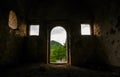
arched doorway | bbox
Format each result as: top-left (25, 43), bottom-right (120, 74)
top-left (50, 26), bottom-right (68, 64)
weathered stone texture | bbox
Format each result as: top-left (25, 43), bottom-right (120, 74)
top-left (94, 2), bottom-right (120, 66)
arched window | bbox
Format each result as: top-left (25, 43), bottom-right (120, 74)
top-left (50, 26), bottom-right (68, 64)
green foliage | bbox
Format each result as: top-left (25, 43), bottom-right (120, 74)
top-left (50, 40), bottom-right (67, 62)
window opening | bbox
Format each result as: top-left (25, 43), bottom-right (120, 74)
top-left (29, 25), bottom-right (40, 36)
top-left (81, 24), bottom-right (91, 35)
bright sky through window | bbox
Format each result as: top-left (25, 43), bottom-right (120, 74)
top-left (29, 25), bottom-right (39, 36)
top-left (81, 24), bottom-right (91, 35)
top-left (51, 26), bottom-right (66, 45)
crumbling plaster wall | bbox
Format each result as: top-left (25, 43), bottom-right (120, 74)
top-left (94, 2), bottom-right (120, 67)
top-left (27, 0), bottom-right (94, 65)
top-left (2, 0), bottom-right (120, 68)
top-left (0, 8), bottom-right (27, 66)
top-left (27, 24), bottom-right (47, 64)
top-left (0, 10), bottom-right (9, 65)
top-left (70, 24), bottom-right (107, 68)
top-left (0, 10), bottom-right (23, 65)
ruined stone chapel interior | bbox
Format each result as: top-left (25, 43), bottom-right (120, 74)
top-left (0, 0), bottom-right (120, 77)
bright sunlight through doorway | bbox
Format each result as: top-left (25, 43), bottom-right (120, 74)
top-left (50, 26), bottom-right (68, 64)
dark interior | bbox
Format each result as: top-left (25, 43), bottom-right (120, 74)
top-left (0, 0), bottom-right (120, 77)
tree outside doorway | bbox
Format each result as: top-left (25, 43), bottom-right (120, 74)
top-left (50, 26), bottom-right (67, 63)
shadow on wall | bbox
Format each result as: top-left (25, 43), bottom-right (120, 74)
top-left (71, 35), bottom-right (110, 71)
top-left (81, 36), bottom-right (110, 71)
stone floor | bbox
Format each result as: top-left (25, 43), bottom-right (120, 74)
top-left (0, 64), bottom-right (120, 77)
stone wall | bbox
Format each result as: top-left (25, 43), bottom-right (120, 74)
top-left (0, 8), bottom-right (28, 66)
top-left (94, 1), bottom-right (120, 67)
top-left (1, 0), bottom-right (120, 70)
top-left (26, 24), bottom-right (47, 64)
top-left (70, 24), bottom-right (108, 69)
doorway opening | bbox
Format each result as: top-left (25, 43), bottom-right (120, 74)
top-left (50, 26), bottom-right (68, 64)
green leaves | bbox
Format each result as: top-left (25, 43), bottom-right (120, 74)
top-left (50, 41), bottom-right (67, 63)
